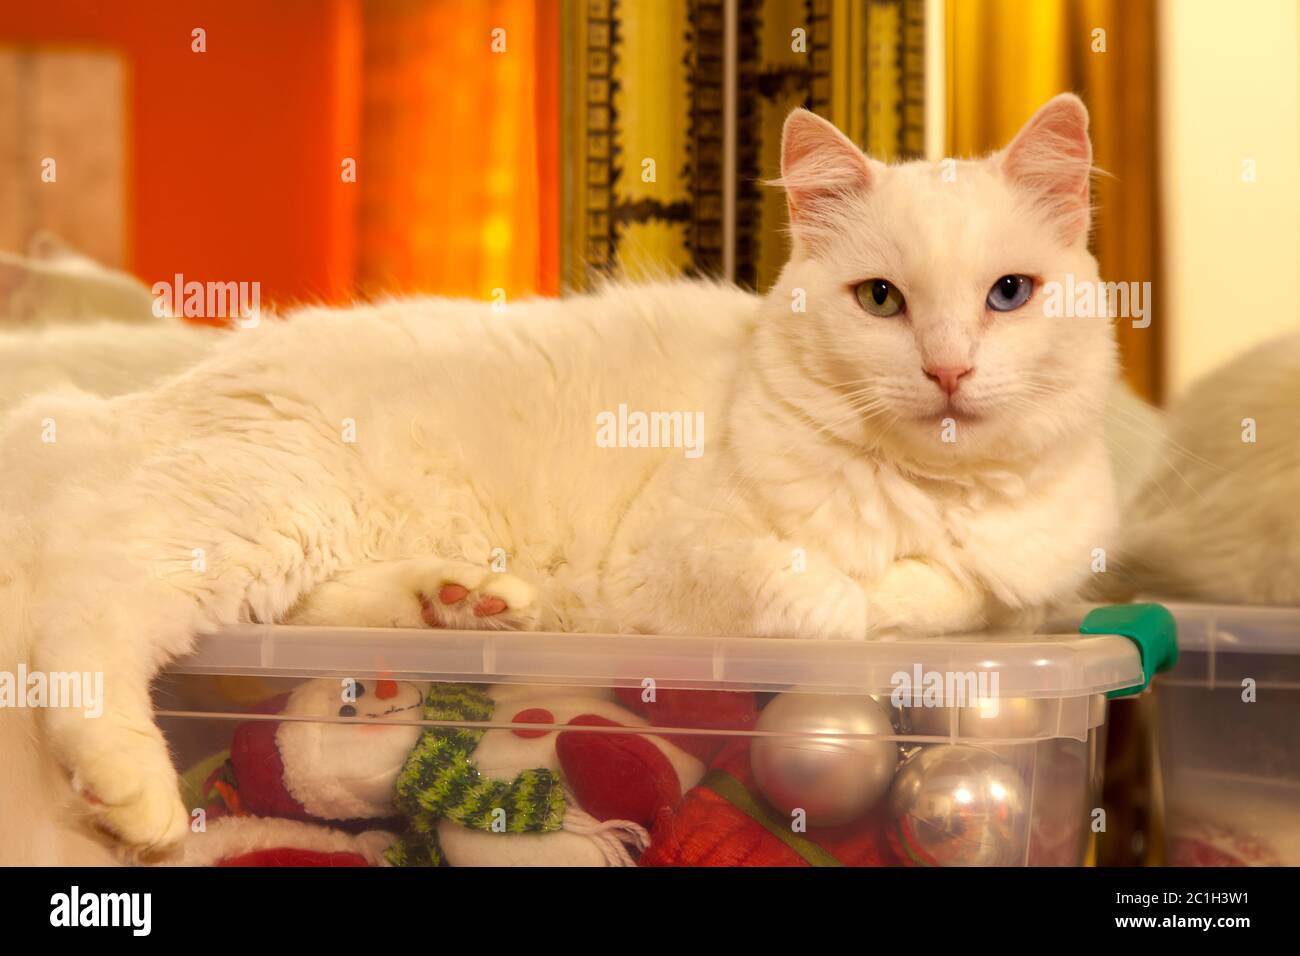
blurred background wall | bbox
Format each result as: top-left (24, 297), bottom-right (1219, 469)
top-left (1158, 0), bottom-right (1300, 398)
top-left (0, 0), bottom-right (365, 311)
top-left (0, 0), bottom-right (558, 313)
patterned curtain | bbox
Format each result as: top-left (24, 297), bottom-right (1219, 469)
top-left (562, 0), bottom-right (926, 293)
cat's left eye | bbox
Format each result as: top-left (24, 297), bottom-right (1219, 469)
top-left (986, 274), bottom-right (1033, 312)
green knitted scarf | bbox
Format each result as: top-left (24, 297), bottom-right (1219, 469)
top-left (385, 683), bottom-right (568, 866)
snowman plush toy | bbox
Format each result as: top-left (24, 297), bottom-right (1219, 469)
top-left (174, 677), bottom-right (717, 867)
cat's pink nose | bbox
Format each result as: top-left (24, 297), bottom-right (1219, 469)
top-left (924, 365), bottom-right (972, 396)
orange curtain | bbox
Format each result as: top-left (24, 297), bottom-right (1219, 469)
top-left (359, 0), bottom-right (557, 300)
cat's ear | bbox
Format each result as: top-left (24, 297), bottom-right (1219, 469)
top-left (779, 109), bottom-right (875, 246)
top-left (1000, 93), bottom-right (1093, 244)
top-left (27, 230), bottom-right (81, 262)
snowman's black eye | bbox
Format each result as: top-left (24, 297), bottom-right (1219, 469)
top-left (352, 681), bottom-right (366, 698)
top-left (338, 705), bottom-right (357, 717)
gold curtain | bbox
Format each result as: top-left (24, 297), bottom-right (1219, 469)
top-left (947, 0), bottom-right (1162, 401)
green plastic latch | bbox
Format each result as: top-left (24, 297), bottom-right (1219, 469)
top-left (1079, 603), bottom-right (1179, 698)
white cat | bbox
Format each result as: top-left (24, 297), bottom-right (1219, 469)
top-left (0, 233), bottom-right (158, 327)
top-left (0, 322), bottom-right (219, 415)
top-left (0, 234), bottom-right (218, 416)
top-left (1116, 331), bottom-right (1300, 604)
top-left (0, 94), bottom-right (1118, 862)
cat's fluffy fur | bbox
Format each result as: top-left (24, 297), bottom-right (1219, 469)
top-left (0, 322), bottom-right (218, 413)
top-left (0, 95), bottom-right (1119, 861)
top-left (0, 233), bottom-right (216, 416)
top-left (1116, 331), bottom-right (1300, 604)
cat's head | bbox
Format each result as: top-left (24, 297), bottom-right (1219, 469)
top-left (763, 94), bottom-right (1117, 469)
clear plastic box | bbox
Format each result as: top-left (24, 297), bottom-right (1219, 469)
top-left (155, 624), bottom-right (1146, 867)
top-left (1156, 603), bottom-right (1300, 866)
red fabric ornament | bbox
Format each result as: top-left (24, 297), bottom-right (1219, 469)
top-left (510, 707), bottom-right (556, 738)
top-left (613, 687), bottom-right (759, 763)
top-left (641, 740), bottom-right (899, 867)
top-left (217, 848), bottom-right (371, 867)
top-left (226, 718), bottom-right (312, 821)
top-left (555, 714), bottom-right (683, 826)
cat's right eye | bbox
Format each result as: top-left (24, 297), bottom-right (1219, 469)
top-left (986, 274), bottom-right (1034, 312)
top-left (855, 279), bottom-right (906, 317)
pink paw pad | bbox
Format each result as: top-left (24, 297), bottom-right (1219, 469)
top-left (417, 592), bottom-right (446, 627)
top-left (438, 584), bottom-right (469, 604)
top-left (418, 584), bottom-right (510, 626)
top-left (473, 596), bottom-right (508, 617)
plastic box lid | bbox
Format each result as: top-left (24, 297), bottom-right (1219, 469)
top-left (1161, 601), bottom-right (1300, 654)
top-left (169, 623), bottom-right (1146, 699)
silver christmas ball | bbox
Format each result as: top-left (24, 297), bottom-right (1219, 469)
top-left (752, 693), bottom-right (898, 827)
top-left (888, 744), bottom-right (1028, 866)
top-left (871, 693), bottom-right (906, 729)
top-left (907, 697), bottom-right (1047, 741)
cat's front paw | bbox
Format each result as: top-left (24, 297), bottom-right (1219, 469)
top-left (285, 556), bottom-right (542, 630)
top-left (415, 563), bottom-right (540, 631)
top-left (69, 731), bottom-right (189, 857)
top-left (861, 558), bottom-right (987, 635)
top-left (753, 568), bottom-right (870, 640)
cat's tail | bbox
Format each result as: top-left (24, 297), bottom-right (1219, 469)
top-left (0, 516), bottom-right (119, 865)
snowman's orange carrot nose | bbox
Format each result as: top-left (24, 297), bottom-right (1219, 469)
top-left (376, 680), bottom-right (399, 700)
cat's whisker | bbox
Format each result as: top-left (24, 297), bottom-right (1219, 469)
top-left (1101, 409), bottom-right (1225, 502)
top-left (1107, 405), bottom-right (1228, 476)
